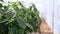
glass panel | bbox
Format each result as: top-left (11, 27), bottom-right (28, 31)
top-left (54, 0), bottom-right (60, 34)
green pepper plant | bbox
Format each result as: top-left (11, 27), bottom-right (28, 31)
top-left (0, 0), bottom-right (41, 34)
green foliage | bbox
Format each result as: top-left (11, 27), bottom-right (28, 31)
top-left (0, 0), bottom-right (3, 2)
top-left (0, 1), bottom-right (40, 34)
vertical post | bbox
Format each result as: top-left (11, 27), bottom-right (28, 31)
top-left (52, 0), bottom-right (54, 34)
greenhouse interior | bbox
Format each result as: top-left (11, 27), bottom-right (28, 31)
top-left (0, 0), bottom-right (60, 34)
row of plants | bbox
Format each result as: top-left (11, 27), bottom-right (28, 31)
top-left (0, 0), bottom-right (41, 34)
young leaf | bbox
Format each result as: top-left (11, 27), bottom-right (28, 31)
top-left (25, 23), bottom-right (33, 30)
top-left (8, 27), bottom-right (18, 34)
top-left (16, 17), bottom-right (26, 29)
top-left (6, 11), bottom-right (14, 20)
